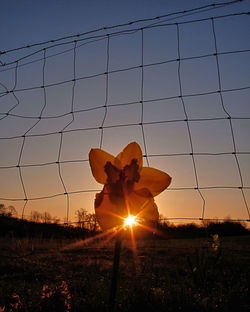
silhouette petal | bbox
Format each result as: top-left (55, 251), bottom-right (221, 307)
top-left (115, 142), bottom-right (143, 169)
top-left (134, 167), bottom-right (171, 196)
top-left (89, 148), bottom-right (116, 184)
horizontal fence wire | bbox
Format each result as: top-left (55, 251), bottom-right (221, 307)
top-left (0, 0), bottom-right (243, 58)
top-left (0, 1), bottom-right (250, 223)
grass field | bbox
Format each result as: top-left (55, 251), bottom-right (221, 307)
top-left (0, 234), bottom-right (249, 311)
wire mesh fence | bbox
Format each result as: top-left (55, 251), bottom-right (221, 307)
top-left (0, 1), bottom-right (250, 224)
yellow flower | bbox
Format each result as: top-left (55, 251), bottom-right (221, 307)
top-left (89, 142), bottom-right (171, 230)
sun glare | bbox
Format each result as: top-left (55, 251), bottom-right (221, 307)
top-left (124, 215), bottom-right (138, 227)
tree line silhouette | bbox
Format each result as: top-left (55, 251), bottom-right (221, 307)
top-left (0, 203), bottom-right (249, 239)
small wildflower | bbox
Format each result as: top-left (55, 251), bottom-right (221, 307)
top-left (8, 293), bottom-right (22, 312)
top-left (41, 285), bottom-right (53, 299)
top-left (209, 233), bottom-right (220, 251)
top-left (40, 281), bottom-right (71, 312)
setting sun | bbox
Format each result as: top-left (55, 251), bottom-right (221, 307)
top-left (124, 215), bottom-right (138, 228)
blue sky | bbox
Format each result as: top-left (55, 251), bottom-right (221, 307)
top-left (0, 0), bottom-right (250, 224)
top-left (1, 0), bottom-right (250, 51)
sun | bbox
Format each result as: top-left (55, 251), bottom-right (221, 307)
top-left (124, 215), bottom-right (138, 228)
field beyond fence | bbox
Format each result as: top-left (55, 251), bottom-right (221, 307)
top-left (0, 234), bottom-right (249, 311)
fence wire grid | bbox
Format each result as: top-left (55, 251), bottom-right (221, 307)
top-left (0, 0), bottom-right (250, 224)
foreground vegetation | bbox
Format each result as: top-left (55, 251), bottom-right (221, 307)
top-left (0, 231), bottom-right (249, 311)
top-left (0, 208), bottom-right (249, 311)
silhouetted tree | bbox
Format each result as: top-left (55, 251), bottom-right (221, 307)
top-left (30, 210), bottom-right (42, 223)
top-left (75, 208), bottom-right (87, 229)
top-left (0, 203), bottom-right (17, 217)
top-left (86, 213), bottom-right (99, 231)
top-left (41, 211), bottom-right (52, 223)
top-left (206, 221), bottom-right (248, 236)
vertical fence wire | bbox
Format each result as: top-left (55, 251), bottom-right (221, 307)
top-left (140, 29), bottom-right (150, 167)
top-left (176, 23), bottom-right (206, 219)
top-left (211, 18), bottom-right (250, 220)
top-left (100, 35), bottom-right (110, 149)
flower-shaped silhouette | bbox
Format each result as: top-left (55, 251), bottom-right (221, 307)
top-left (89, 142), bottom-right (171, 230)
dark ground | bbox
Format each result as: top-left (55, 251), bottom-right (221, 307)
top-left (0, 234), bottom-right (249, 311)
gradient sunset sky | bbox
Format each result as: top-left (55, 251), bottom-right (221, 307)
top-left (0, 0), bottom-right (250, 224)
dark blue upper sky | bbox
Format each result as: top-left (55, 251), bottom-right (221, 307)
top-left (1, 0), bottom-right (250, 51)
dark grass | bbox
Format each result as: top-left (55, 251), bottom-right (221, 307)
top-left (0, 235), bottom-right (250, 311)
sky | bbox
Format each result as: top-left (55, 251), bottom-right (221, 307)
top-left (0, 0), bottom-right (250, 225)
